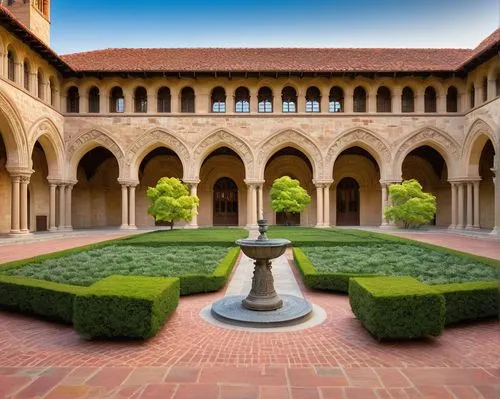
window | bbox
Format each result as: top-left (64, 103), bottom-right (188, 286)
top-left (446, 86), bottom-right (458, 113)
top-left (401, 87), bottom-right (414, 113)
top-left (110, 86), bottom-right (125, 113)
top-left (329, 86), bottom-right (344, 112)
top-left (7, 50), bottom-right (15, 82)
top-left (181, 87), bottom-right (195, 113)
top-left (376, 86), bottom-right (391, 112)
top-left (23, 60), bottom-right (30, 91)
top-left (482, 77), bottom-right (488, 102)
top-left (258, 87), bottom-right (273, 113)
top-left (234, 87), bottom-right (250, 113)
top-left (469, 85), bottom-right (475, 109)
top-left (282, 86), bottom-right (297, 113)
top-left (37, 70), bottom-right (44, 100)
top-left (88, 86), bottom-right (100, 113)
top-left (49, 78), bottom-right (56, 106)
top-left (211, 87), bottom-right (226, 113)
top-left (305, 86), bottom-right (321, 112)
top-left (353, 86), bottom-right (366, 112)
top-left (424, 86), bottom-right (437, 113)
top-left (66, 86), bottom-right (79, 113)
top-left (157, 87), bottom-right (171, 113)
top-left (134, 87), bottom-right (147, 113)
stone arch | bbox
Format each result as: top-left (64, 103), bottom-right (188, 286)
top-left (393, 127), bottom-right (460, 179)
top-left (325, 128), bottom-right (391, 180)
top-left (257, 129), bottom-right (322, 180)
top-left (192, 129), bottom-right (254, 180)
top-left (67, 129), bottom-right (125, 181)
top-left (0, 89), bottom-right (28, 168)
top-left (462, 119), bottom-right (498, 176)
top-left (28, 118), bottom-right (64, 179)
top-left (127, 129), bottom-right (191, 181)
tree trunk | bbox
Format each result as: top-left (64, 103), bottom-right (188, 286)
top-left (170, 221), bottom-right (174, 230)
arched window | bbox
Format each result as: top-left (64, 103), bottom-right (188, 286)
top-left (353, 86), bottom-right (366, 112)
top-left (66, 86), bottom-right (79, 113)
top-left (7, 50), bottom-right (15, 82)
top-left (305, 86), bottom-right (321, 112)
top-left (282, 86), bottom-right (297, 113)
top-left (424, 86), bottom-right (437, 113)
top-left (482, 77), bottom-right (488, 102)
top-left (234, 86), bottom-right (250, 113)
top-left (446, 86), bottom-right (458, 113)
top-left (181, 87), bottom-right (195, 113)
top-left (37, 70), bottom-right (44, 100)
top-left (157, 87), bottom-right (171, 113)
top-left (88, 86), bottom-right (100, 113)
top-left (211, 87), bottom-right (226, 113)
top-left (134, 87), bottom-right (147, 113)
top-left (469, 85), bottom-right (475, 109)
top-left (49, 78), bottom-right (56, 106)
top-left (110, 86), bottom-right (125, 113)
top-left (258, 87), bottom-right (273, 113)
top-left (23, 60), bottom-right (30, 91)
top-left (376, 86), bottom-right (391, 112)
top-left (329, 86), bottom-right (344, 112)
top-left (401, 87), bottom-right (414, 113)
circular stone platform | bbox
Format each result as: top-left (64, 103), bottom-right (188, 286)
top-left (211, 294), bottom-right (313, 327)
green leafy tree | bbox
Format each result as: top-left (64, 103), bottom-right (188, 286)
top-left (147, 177), bottom-right (199, 230)
top-left (384, 179), bottom-right (437, 229)
top-left (270, 176), bottom-right (311, 225)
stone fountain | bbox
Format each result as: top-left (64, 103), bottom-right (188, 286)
top-left (211, 219), bottom-right (313, 326)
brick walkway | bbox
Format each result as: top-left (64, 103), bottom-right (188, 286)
top-left (0, 233), bottom-right (499, 398)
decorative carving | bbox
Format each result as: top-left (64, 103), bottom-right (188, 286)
top-left (462, 119), bottom-right (497, 159)
top-left (0, 92), bottom-right (27, 166)
top-left (68, 130), bottom-right (124, 162)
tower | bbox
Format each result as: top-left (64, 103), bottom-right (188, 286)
top-left (3, 0), bottom-right (51, 46)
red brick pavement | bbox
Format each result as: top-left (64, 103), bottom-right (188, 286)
top-left (0, 234), bottom-right (498, 398)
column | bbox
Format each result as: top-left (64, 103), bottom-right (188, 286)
top-left (65, 185), bottom-right (73, 230)
top-left (10, 175), bottom-right (20, 234)
top-left (120, 185), bottom-right (129, 229)
top-left (487, 79), bottom-right (496, 101)
top-left (257, 184), bottom-right (264, 220)
top-left (246, 184), bottom-right (257, 227)
top-left (380, 183), bottom-right (389, 227)
top-left (189, 183), bottom-right (199, 228)
top-left (80, 95), bottom-right (89, 113)
top-left (251, 185), bottom-right (258, 225)
top-left (437, 93), bottom-right (446, 113)
top-left (473, 181), bottom-right (480, 229)
top-left (49, 183), bottom-right (57, 231)
top-left (171, 88), bottom-right (179, 113)
top-left (297, 90), bottom-right (305, 113)
top-left (323, 184), bottom-right (331, 227)
top-left (226, 93), bottom-right (234, 114)
top-left (466, 182), bottom-right (473, 229)
top-left (20, 176), bottom-right (30, 233)
top-left (492, 162), bottom-right (500, 235)
top-left (58, 184), bottom-right (65, 229)
top-left (367, 90), bottom-right (376, 113)
top-left (250, 89), bottom-right (258, 113)
top-left (315, 184), bottom-right (324, 227)
top-left (128, 185), bottom-right (137, 229)
top-left (474, 83), bottom-right (482, 106)
top-left (392, 89), bottom-right (402, 113)
top-left (415, 93), bottom-right (424, 113)
top-left (320, 90), bottom-right (329, 114)
top-left (344, 87), bottom-right (353, 113)
top-left (457, 183), bottom-right (465, 229)
top-left (449, 182), bottom-right (457, 229)
top-left (100, 91), bottom-right (107, 113)
top-left (147, 93), bottom-right (156, 114)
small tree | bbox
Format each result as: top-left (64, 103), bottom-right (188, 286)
top-left (384, 179), bottom-right (436, 229)
top-left (147, 177), bottom-right (199, 230)
top-left (270, 176), bottom-right (311, 225)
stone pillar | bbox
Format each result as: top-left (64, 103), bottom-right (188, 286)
top-left (344, 87), bottom-right (353, 113)
top-left (10, 175), bottom-right (20, 234)
top-left (473, 181), bottom-right (480, 229)
top-left (250, 89), bottom-right (258, 113)
top-left (246, 183), bottom-right (257, 227)
top-left (226, 92), bottom-right (234, 114)
top-left (128, 185), bottom-right (137, 229)
top-left (65, 185), bottom-right (73, 230)
top-left (457, 183), bottom-right (465, 229)
top-left (100, 91), bottom-right (107, 113)
top-left (321, 90), bottom-right (329, 113)
top-left (466, 182), bottom-right (473, 229)
top-left (492, 161), bottom-right (500, 235)
top-left (487, 79), bottom-right (496, 101)
top-left (120, 185), bottom-right (129, 229)
top-left (380, 182), bottom-right (389, 227)
top-left (58, 184), bottom-right (65, 229)
top-left (80, 95), bottom-right (88, 113)
top-left (392, 89), bottom-right (402, 113)
top-left (323, 184), bottom-right (331, 227)
top-left (437, 92), bottom-right (446, 113)
top-left (449, 182), bottom-right (457, 229)
top-left (20, 175), bottom-right (30, 233)
top-left (171, 88), bottom-right (179, 113)
top-left (474, 83), bottom-right (482, 106)
top-left (315, 184), bottom-right (324, 227)
top-left (188, 183), bottom-right (199, 228)
top-left (147, 93), bottom-right (156, 114)
top-left (257, 184), bottom-right (264, 220)
top-left (415, 93), bottom-right (424, 113)
top-left (367, 90), bottom-right (376, 113)
top-left (124, 91), bottom-right (133, 113)
top-left (49, 183), bottom-right (57, 231)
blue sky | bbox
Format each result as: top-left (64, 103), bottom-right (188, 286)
top-left (51, 0), bottom-right (499, 54)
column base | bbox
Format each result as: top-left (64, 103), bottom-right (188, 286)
top-left (128, 225), bottom-right (138, 230)
top-left (465, 224), bottom-right (474, 229)
top-left (9, 231), bottom-right (32, 237)
top-left (448, 225), bottom-right (456, 230)
top-left (315, 224), bottom-right (329, 229)
top-left (48, 227), bottom-right (58, 232)
top-left (490, 228), bottom-right (500, 236)
top-left (120, 224), bottom-right (130, 230)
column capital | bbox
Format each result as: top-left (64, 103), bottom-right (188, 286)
top-left (19, 175), bottom-right (31, 184)
top-left (118, 178), bottom-right (139, 187)
top-left (313, 179), bottom-right (334, 186)
top-left (7, 167), bottom-right (34, 178)
top-left (448, 177), bottom-right (481, 183)
top-left (183, 179), bottom-right (201, 185)
top-left (244, 179), bottom-right (265, 186)
top-left (379, 179), bottom-right (402, 185)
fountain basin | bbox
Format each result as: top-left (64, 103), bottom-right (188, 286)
top-left (236, 238), bottom-right (291, 260)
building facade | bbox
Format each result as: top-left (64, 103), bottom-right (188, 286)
top-left (0, 1), bottom-right (499, 235)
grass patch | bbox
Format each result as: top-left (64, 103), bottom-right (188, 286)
top-left (122, 228), bottom-right (247, 245)
top-left (267, 227), bottom-right (384, 245)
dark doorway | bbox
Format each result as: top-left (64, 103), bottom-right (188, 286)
top-left (213, 177), bottom-right (238, 226)
top-left (336, 177), bottom-right (360, 226)
top-left (276, 212), bottom-right (300, 226)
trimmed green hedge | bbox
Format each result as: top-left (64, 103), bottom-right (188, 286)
top-left (73, 275), bottom-right (180, 339)
top-left (433, 281), bottom-right (499, 325)
top-left (349, 277), bottom-right (445, 340)
top-left (0, 275), bottom-right (85, 323)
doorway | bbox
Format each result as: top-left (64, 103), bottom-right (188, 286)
top-left (213, 177), bottom-right (238, 226)
top-left (336, 177), bottom-right (360, 226)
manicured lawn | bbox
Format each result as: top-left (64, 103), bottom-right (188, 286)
top-left (123, 228), bottom-right (248, 244)
top-left (267, 227), bottom-right (383, 244)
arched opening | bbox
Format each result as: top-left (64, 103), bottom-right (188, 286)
top-left (424, 86), bottom-right (437, 113)
top-left (49, 78), bottom-right (56, 107)
top-left (37, 69), bottom-right (44, 100)
top-left (211, 87), bottom-right (226, 113)
top-left (482, 77), bottom-right (488, 103)
top-left (376, 86), bottom-right (391, 112)
top-left (157, 87), bottom-right (171, 113)
top-left (478, 140), bottom-right (495, 229)
top-left (136, 147), bottom-right (183, 227)
top-left (469, 84), bottom-right (475, 109)
top-left (23, 59), bottom-right (30, 91)
top-left (234, 86), bottom-right (250, 113)
top-left (110, 86), bottom-right (125, 113)
top-left (305, 86), bottom-right (321, 112)
top-left (258, 87), bottom-right (273, 113)
top-left (213, 177), bottom-right (239, 226)
top-left (66, 86), bottom-right (79, 113)
top-left (88, 86), bottom-right (100, 113)
top-left (72, 147), bottom-right (120, 228)
top-left (446, 86), bottom-right (458, 112)
top-left (353, 86), bottom-right (367, 112)
top-left (332, 146), bottom-right (381, 226)
top-left (264, 147), bottom-right (314, 226)
top-left (329, 86), bottom-right (344, 112)
top-left (0, 133), bottom-right (10, 233)
top-left (282, 86), bottom-right (297, 113)
top-left (29, 141), bottom-right (50, 231)
top-left (402, 145), bottom-right (449, 226)
top-left (401, 87), bottom-right (414, 113)
top-left (181, 87), bottom-right (195, 113)
top-left (199, 147), bottom-right (246, 226)
top-left (7, 49), bottom-right (15, 82)
top-left (134, 86), bottom-right (148, 113)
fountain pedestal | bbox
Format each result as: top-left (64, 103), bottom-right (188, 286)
top-left (242, 259), bottom-right (283, 311)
